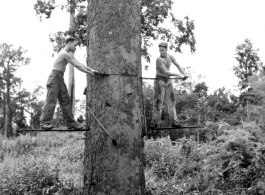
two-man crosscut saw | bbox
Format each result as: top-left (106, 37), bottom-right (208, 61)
top-left (94, 72), bottom-right (188, 81)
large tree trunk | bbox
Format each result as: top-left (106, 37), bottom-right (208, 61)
top-left (4, 63), bottom-right (12, 138)
top-left (68, 0), bottom-right (76, 114)
top-left (83, 0), bottom-right (145, 194)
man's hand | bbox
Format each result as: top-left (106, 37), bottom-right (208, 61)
top-left (93, 70), bottom-right (99, 75)
top-left (182, 75), bottom-right (188, 81)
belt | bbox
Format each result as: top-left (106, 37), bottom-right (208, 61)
top-left (51, 70), bottom-right (64, 77)
top-left (155, 75), bottom-right (169, 82)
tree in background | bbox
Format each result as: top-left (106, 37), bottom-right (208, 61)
top-left (0, 67), bottom-right (5, 131)
top-left (34, 0), bottom-right (196, 69)
top-left (246, 75), bottom-right (265, 124)
top-left (233, 39), bottom-right (263, 91)
top-left (74, 98), bottom-right (85, 117)
top-left (27, 85), bottom-right (45, 129)
top-left (207, 88), bottom-right (240, 124)
top-left (174, 74), bottom-right (240, 126)
top-left (0, 43), bottom-right (30, 138)
top-left (10, 85), bottom-right (45, 131)
top-left (140, 0), bottom-right (196, 67)
top-left (12, 88), bottom-right (31, 133)
top-left (173, 68), bottom-right (208, 124)
top-left (193, 81), bottom-right (208, 124)
top-left (233, 39), bottom-right (264, 121)
top-left (142, 82), bottom-right (153, 127)
top-left (175, 81), bottom-right (208, 125)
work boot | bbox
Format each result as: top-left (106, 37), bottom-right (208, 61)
top-left (67, 123), bottom-right (83, 130)
top-left (147, 123), bottom-right (161, 139)
top-left (171, 121), bottom-right (182, 128)
top-left (40, 124), bottom-right (53, 130)
top-left (149, 123), bottom-right (161, 130)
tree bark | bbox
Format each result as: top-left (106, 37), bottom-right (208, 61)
top-left (83, 0), bottom-right (145, 194)
top-left (68, 0), bottom-right (76, 114)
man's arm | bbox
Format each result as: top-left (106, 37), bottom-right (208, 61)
top-left (157, 58), bottom-right (184, 78)
top-left (170, 55), bottom-right (186, 75)
top-left (63, 52), bottom-right (96, 75)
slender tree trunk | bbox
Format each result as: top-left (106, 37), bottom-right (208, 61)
top-left (4, 63), bottom-right (12, 138)
top-left (68, 0), bottom-right (76, 114)
top-left (0, 93), bottom-right (3, 136)
top-left (247, 99), bottom-right (249, 122)
top-left (83, 0), bottom-right (145, 194)
top-left (2, 96), bottom-right (5, 136)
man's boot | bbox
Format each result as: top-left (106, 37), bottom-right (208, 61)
top-left (40, 124), bottom-right (54, 130)
top-left (67, 123), bottom-right (83, 130)
top-left (149, 123), bottom-right (161, 130)
top-left (171, 120), bottom-right (182, 128)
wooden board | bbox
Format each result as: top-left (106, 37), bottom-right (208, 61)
top-left (151, 126), bottom-right (205, 130)
top-left (19, 129), bottom-right (90, 132)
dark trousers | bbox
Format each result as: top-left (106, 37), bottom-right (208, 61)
top-left (40, 70), bottom-right (75, 127)
top-left (151, 76), bottom-right (178, 125)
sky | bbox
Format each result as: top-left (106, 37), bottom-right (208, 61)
top-left (1, 0), bottom-right (265, 101)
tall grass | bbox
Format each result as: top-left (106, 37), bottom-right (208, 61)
top-left (145, 123), bottom-right (265, 195)
top-left (0, 132), bottom-right (85, 195)
top-left (1, 122), bottom-right (265, 194)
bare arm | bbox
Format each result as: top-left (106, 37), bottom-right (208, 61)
top-left (63, 52), bottom-right (95, 75)
top-left (170, 55), bottom-right (186, 75)
top-left (156, 58), bottom-right (183, 77)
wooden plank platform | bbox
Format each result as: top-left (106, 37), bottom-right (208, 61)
top-left (151, 126), bottom-right (205, 130)
top-left (19, 129), bottom-right (90, 132)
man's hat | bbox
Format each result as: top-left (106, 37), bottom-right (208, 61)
top-left (158, 42), bottom-right (168, 48)
top-left (65, 36), bottom-right (76, 42)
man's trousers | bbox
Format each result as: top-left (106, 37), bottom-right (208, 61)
top-left (40, 70), bottom-right (76, 127)
top-left (151, 76), bottom-right (178, 125)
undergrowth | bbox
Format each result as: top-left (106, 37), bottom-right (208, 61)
top-left (145, 122), bottom-right (265, 195)
top-left (0, 132), bottom-right (85, 195)
top-left (1, 122), bottom-right (265, 194)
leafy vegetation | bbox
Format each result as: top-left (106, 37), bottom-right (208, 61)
top-left (1, 122), bottom-right (265, 194)
top-left (0, 132), bottom-right (85, 194)
top-left (0, 44), bottom-right (31, 137)
top-left (34, 0), bottom-right (196, 65)
top-left (145, 122), bottom-right (265, 195)
top-left (1, 1), bottom-right (265, 193)
top-left (233, 39), bottom-right (263, 91)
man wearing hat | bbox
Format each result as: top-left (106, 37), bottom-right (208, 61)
top-left (40, 36), bottom-right (98, 130)
top-left (150, 41), bottom-right (187, 129)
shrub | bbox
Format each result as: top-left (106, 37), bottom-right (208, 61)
top-left (57, 139), bottom-right (85, 190)
top-left (0, 132), bottom-right (85, 194)
top-left (145, 137), bottom-right (204, 194)
top-left (0, 155), bottom-right (62, 195)
top-left (0, 132), bottom-right (85, 159)
top-left (145, 123), bottom-right (265, 194)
